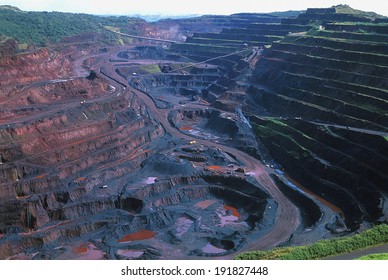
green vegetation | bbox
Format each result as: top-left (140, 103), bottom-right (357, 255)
top-left (330, 22), bottom-right (388, 26)
top-left (104, 25), bottom-right (121, 33)
top-left (139, 64), bottom-right (162, 74)
top-left (334, 4), bottom-right (385, 19)
top-left (306, 30), bottom-right (388, 44)
top-left (268, 11), bottom-right (303, 18)
top-left (0, 6), bottom-right (143, 47)
top-left (357, 253), bottom-right (388, 260)
top-left (254, 120), bottom-right (311, 160)
top-left (266, 117), bottom-right (288, 127)
top-left (235, 224), bottom-right (388, 260)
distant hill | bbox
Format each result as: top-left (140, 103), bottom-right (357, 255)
top-left (0, 6), bottom-right (146, 48)
top-left (268, 10), bottom-right (304, 18)
top-left (132, 14), bottom-right (201, 22)
top-left (334, 4), bottom-right (385, 19)
top-left (0, 4), bottom-right (385, 50)
top-left (0, 5), bottom-right (22, 12)
top-left (0, 6), bottom-right (300, 50)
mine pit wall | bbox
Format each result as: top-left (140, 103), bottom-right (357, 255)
top-left (0, 39), bottom-right (17, 57)
top-left (1, 200), bottom-right (39, 232)
top-left (127, 174), bottom-right (270, 228)
top-left (1, 175), bottom-right (62, 200)
top-left (252, 118), bottom-right (388, 230)
top-left (0, 198), bottom-right (50, 232)
top-left (201, 174), bottom-right (269, 199)
top-left (2, 93), bottom-right (159, 158)
top-left (169, 108), bottom-right (259, 156)
top-left (250, 37), bottom-right (388, 130)
top-left (0, 127), bottom-right (161, 234)
top-left (4, 78), bottom-right (111, 107)
top-left (250, 83), bottom-right (386, 131)
top-left (271, 175), bottom-right (322, 228)
top-left (119, 43), bottom-right (249, 107)
top-left (253, 77), bottom-right (387, 129)
top-left (116, 209), bottom-right (176, 236)
top-left (205, 112), bottom-right (239, 137)
top-left (250, 88), bottom-right (380, 131)
top-left (56, 122), bottom-right (162, 177)
top-left (0, 49), bottom-right (73, 86)
top-left (169, 108), bottom-right (239, 135)
top-left (248, 22), bottom-right (388, 230)
top-left (0, 163), bottom-right (41, 184)
top-left (0, 218), bottom-right (109, 259)
top-left (0, 93), bottom-right (164, 236)
top-left (49, 197), bottom-right (117, 221)
top-left (126, 73), bottom-right (221, 100)
top-left (1, 185), bottom-right (123, 235)
top-left (0, 235), bottom-right (44, 259)
top-left (202, 175), bottom-right (270, 227)
top-left (132, 176), bottom-right (201, 199)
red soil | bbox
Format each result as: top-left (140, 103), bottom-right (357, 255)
top-left (180, 125), bottom-right (192, 131)
top-left (74, 246), bottom-right (88, 254)
top-left (75, 177), bottom-right (86, 182)
top-left (285, 174), bottom-right (345, 218)
top-left (34, 174), bottom-right (47, 179)
top-left (118, 230), bottom-right (156, 243)
top-left (224, 205), bottom-right (240, 217)
top-left (207, 165), bottom-right (221, 170)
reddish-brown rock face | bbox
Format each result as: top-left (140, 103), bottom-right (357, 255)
top-left (0, 43), bottom-right (280, 260)
top-left (0, 39), bottom-right (18, 57)
top-left (0, 47), bottom-right (167, 259)
top-left (0, 49), bottom-right (73, 86)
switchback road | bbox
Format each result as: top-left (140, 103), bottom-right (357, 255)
top-left (87, 46), bottom-right (300, 253)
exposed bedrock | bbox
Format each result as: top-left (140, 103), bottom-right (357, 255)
top-left (118, 46), bottom-right (170, 60)
top-left (271, 175), bottom-right (322, 229)
top-left (0, 171), bottom-right (276, 259)
top-left (253, 118), bottom-right (388, 230)
top-left (129, 73), bottom-right (219, 94)
top-left (108, 174), bottom-right (274, 258)
top-left (125, 72), bottom-right (222, 109)
top-left (114, 44), bottom-right (245, 110)
top-left (168, 108), bottom-right (260, 157)
top-left (246, 12), bottom-right (388, 231)
top-left (0, 49), bottom-right (168, 244)
top-left (139, 153), bottom-right (196, 176)
top-left (0, 49), bottom-right (73, 86)
top-left (1, 78), bottom-right (110, 113)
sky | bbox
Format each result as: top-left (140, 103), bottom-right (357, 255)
top-left (1, 0), bottom-right (387, 16)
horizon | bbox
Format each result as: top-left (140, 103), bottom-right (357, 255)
top-left (0, 0), bottom-right (387, 17)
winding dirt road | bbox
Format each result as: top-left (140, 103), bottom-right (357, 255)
top-left (86, 46), bottom-right (300, 252)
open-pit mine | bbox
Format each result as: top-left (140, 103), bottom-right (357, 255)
top-left (0, 5), bottom-right (387, 259)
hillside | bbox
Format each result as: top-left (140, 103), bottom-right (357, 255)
top-left (247, 6), bottom-right (388, 230)
top-left (0, 6), bottom-right (148, 48)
